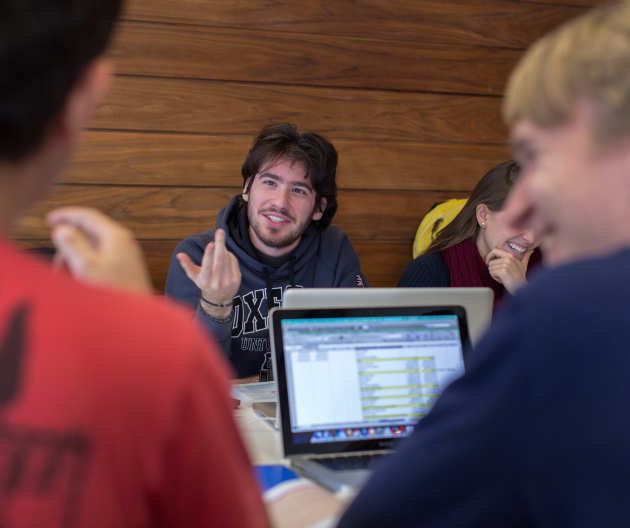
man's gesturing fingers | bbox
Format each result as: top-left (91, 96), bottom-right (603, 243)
top-left (176, 252), bottom-right (202, 284)
top-left (210, 229), bottom-right (231, 286)
top-left (206, 229), bottom-right (240, 300)
top-left (194, 229), bottom-right (241, 319)
top-left (230, 251), bottom-right (241, 284)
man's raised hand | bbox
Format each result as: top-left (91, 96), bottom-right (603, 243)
top-left (176, 228), bottom-right (241, 319)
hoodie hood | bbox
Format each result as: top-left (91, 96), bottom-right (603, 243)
top-left (217, 194), bottom-right (319, 282)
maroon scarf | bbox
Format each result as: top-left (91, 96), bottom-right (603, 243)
top-left (441, 237), bottom-right (542, 311)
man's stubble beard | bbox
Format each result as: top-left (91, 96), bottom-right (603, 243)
top-left (247, 205), bottom-right (312, 250)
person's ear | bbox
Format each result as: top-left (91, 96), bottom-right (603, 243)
top-left (312, 197), bottom-right (327, 221)
top-left (59, 58), bottom-right (112, 148)
top-left (241, 178), bottom-right (251, 202)
top-left (476, 203), bottom-right (489, 228)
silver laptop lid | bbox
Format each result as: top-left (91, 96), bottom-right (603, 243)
top-left (282, 287), bottom-right (493, 345)
top-left (270, 305), bottom-right (470, 458)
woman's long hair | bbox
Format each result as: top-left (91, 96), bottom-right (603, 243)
top-left (425, 161), bottom-right (520, 255)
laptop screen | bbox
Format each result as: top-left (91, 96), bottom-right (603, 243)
top-left (271, 306), bottom-right (469, 455)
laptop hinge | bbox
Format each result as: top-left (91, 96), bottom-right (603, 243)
top-left (297, 449), bottom-right (390, 460)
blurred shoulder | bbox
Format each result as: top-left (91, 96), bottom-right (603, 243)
top-left (518, 248), bottom-right (630, 307)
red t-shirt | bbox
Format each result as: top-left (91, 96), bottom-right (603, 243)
top-left (0, 238), bottom-right (267, 527)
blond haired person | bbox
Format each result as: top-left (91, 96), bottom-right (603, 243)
top-left (339, 2), bottom-right (630, 526)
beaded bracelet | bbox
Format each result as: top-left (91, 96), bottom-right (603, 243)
top-left (200, 295), bottom-right (233, 308)
top-left (199, 302), bottom-right (233, 324)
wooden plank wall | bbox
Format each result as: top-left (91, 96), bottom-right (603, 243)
top-left (12, 0), bottom-right (598, 289)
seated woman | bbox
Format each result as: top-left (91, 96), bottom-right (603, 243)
top-left (398, 160), bottom-right (541, 309)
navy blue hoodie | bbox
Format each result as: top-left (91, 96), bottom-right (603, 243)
top-left (339, 248), bottom-right (630, 527)
top-left (165, 195), bottom-right (366, 378)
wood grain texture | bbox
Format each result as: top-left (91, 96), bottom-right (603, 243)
top-left (354, 242), bottom-right (413, 287)
top-left (65, 131), bottom-right (510, 191)
top-left (123, 0), bottom-right (592, 49)
top-left (11, 184), bottom-right (467, 243)
top-left (17, 0), bottom-right (586, 294)
top-left (110, 21), bottom-right (521, 96)
top-left (68, 132), bottom-right (248, 187)
top-left (94, 76), bottom-right (507, 143)
top-left (17, 239), bottom-right (412, 291)
top-left (525, 0), bottom-right (599, 5)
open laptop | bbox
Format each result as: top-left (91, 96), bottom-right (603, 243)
top-left (270, 305), bottom-right (470, 493)
top-left (283, 287), bottom-right (492, 345)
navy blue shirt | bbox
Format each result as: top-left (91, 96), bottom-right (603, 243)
top-left (339, 248), bottom-right (630, 527)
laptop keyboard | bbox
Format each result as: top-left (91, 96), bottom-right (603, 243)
top-left (316, 454), bottom-right (383, 471)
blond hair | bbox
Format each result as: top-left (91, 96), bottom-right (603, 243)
top-left (503, 1), bottom-right (630, 142)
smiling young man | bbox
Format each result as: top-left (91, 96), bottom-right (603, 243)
top-left (166, 123), bottom-right (366, 378)
top-left (339, 1), bottom-right (630, 526)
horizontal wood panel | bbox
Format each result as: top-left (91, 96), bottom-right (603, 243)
top-left (94, 77), bottom-right (507, 144)
top-left (338, 142), bottom-right (510, 191)
top-left (110, 21), bottom-right (520, 95)
top-left (123, 0), bottom-right (591, 49)
top-left (66, 131), bottom-right (510, 191)
top-left (69, 132), bottom-right (246, 187)
top-left (525, 0), bottom-right (598, 5)
top-left (334, 190), bottom-right (470, 243)
top-left (11, 185), bottom-right (467, 243)
top-left (354, 242), bottom-right (412, 287)
top-left (16, 239), bottom-right (412, 291)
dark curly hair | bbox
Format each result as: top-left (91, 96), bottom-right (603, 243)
top-left (241, 123), bottom-right (338, 230)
